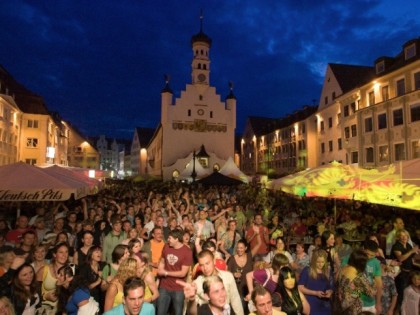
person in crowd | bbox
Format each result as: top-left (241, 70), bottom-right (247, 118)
top-left (392, 228), bottom-right (419, 311)
top-left (246, 214), bottom-right (270, 257)
top-left (219, 219), bottom-right (241, 261)
top-left (245, 253), bottom-right (289, 306)
top-left (227, 239), bottom-right (259, 309)
top-left (135, 255), bottom-right (159, 303)
top-left (290, 216), bottom-right (308, 238)
top-left (43, 217), bottom-right (68, 247)
top-left (264, 237), bottom-right (293, 265)
top-left (156, 229), bottom-right (193, 315)
top-left (334, 249), bottom-right (376, 315)
top-left (379, 258), bottom-right (398, 315)
top-left (56, 264), bottom-right (75, 315)
top-left (194, 208), bottom-right (215, 240)
top-left (308, 234), bottom-right (321, 260)
top-left (141, 227), bottom-right (165, 277)
top-left (298, 249), bottom-right (332, 315)
top-left (386, 217), bottom-right (413, 257)
top-left (127, 238), bottom-right (143, 264)
top-left (401, 270), bottom-right (420, 315)
top-left (102, 244), bottom-right (130, 287)
top-left (75, 220), bottom-right (95, 250)
top-left (122, 228), bottom-right (144, 248)
top-left (334, 234), bottom-right (352, 262)
top-left (197, 276), bottom-right (236, 315)
top-left (291, 241), bottom-right (310, 278)
top-left (103, 215), bottom-right (126, 264)
top-left (249, 285), bottom-right (286, 315)
top-left (103, 277), bottom-right (155, 315)
top-left (33, 216), bottom-right (47, 245)
top-left (0, 296), bottom-right (16, 315)
top-left (104, 258), bottom-right (139, 312)
top-left (73, 230), bottom-right (94, 266)
top-left (6, 263), bottom-right (40, 315)
top-left (14, 230), bottom-right (36, 257)
top-left (30, 244), bottom-right (47, 274)
top-left (163, 216), bottom-right (178, 241)
top-left (0, 246), bottom-right (16, 277)
top-left (320, 230), bottom-right (340, 278)
top-left (366, 233), bottom-right (386, 259)
top-left (36, 242), bottom-right (70, 313)
top-left (6, 216), bottom-right (31, 246)
top-left (78, 245), bottom-right (106, 311)
top-left (277, 266), bottom-right (310, 315)
top-left (267, 214), bottom-right (284, 242)
top-left (192, 240), bottom-right (227, 279)
top-left (184, 249), bottom-right (243, 315)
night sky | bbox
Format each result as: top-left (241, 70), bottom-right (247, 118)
top-left (1, 1), bottom-right (420, 140)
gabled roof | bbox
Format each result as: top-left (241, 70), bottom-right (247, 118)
top-left (0, 65), bottom-right (49, 115)
top-left (247, 116), bottom-right (279, 137)
top-left (135, 127), bottom-right (156, 148)
top-left (329, 63), bottom-right (375, 94)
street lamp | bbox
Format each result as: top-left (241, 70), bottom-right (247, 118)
top-left (191, 150), bottom-right (197, 182)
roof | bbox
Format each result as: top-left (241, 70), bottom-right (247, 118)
top-left (0, 65), bottom-right (50, 114)
top-left (329, 63), bottom-right (375, 94)
top-left (135, 127), bottom-right (156, 148)
top-left (247, 116), bottom-right (279, 137)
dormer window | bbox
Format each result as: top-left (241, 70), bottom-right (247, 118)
top-left (405, 43), bottom-right (416, 60)
top-left (376, 60), bottom-right (385, 74)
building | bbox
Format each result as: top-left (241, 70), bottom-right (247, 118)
top-left (242, 35), bottom-right (420, 177)
top-left (241, 107), bottom-right (317, 177)
top-left (146, 18), bottom-right (236, 181)
top-left (131, 127), bottom-right (155, 176)
top-left (67, 123), bottom-right (99, 169)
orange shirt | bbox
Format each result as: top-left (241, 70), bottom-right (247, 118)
top-left (150, 239), bottom-right (165, 276)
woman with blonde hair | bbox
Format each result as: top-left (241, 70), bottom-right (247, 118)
top-left (103, 257), bottom-right (138, 312)
top-left (0, 296), bottom-right (16, 315)
top-left (298, 249), bottom-right (333, 315)
top-left (136, 255), bottom-right (159, 303)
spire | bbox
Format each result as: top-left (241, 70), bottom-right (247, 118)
top-left (191, 10), bottom-right (212, 47)
top-left (161, 74), bottom-right (173, 93)
top-left (226, 81), bottom-right (236, 100)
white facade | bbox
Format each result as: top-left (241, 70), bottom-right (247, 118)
top-left (148, 25), bottom-right (236, 180)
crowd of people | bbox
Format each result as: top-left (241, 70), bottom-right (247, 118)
top-left (0, 180), bottom-right (418, 315)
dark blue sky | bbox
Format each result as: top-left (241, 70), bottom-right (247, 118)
top-left (1, 1), bottom-right (419, 140)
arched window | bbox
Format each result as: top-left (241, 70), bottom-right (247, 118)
top-left (201, 49), bottom-right (204, 55)
top-left (203, 64), bottom-right (207, 70)
top-left (172, 170), bottom-right (180, 178)
top-left (198, 63), bottom-right (201, 69)
top-left (213, 163), bottom-right (220, 171)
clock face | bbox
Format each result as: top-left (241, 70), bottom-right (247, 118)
top-left (197, 109), bottom-right (205, 116)
top-left (198, 74), bottom-right (206, 82)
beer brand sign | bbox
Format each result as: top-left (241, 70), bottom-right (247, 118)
top-left (0, 189), bottom-right (70, 201)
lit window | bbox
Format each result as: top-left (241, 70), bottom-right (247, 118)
top-left (27, 138), bottom-right (38, 148)
top-left (379, 145), bottom-right (388, 162)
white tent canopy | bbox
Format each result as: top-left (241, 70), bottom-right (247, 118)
top-left (179, 157), bottom-right (211, 181)
top-left (219, 157), bottom-right (249, 183)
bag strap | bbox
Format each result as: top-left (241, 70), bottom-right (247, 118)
top-left (262, 268), bottom-right (271, 287)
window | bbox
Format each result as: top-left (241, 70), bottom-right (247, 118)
top-left (328, 117), bottom-right (333, 128)
top-left (351, 151), bottom-right (358, 164)
top-left (396, 79), bottom-right (405, 96)
top-left (376, 60), bottom-right (385, 74)
top-left (324, 96), bottom-right (328, 105)
top-left (26, 138), bottom-right (38, 148)
top-left (329, 140), bottom-right (333, 152)
top-left (350, 102), bottom-right (356, 114)
top-left (395, 143), bottom-right (405, 161)
top-left (366, 147), bottom-right (374, 163)
top-left (188, 109), bottom-right (191, 116)
top-left (320, 121), bottom-right (324, 132)
top-left (343, 105), bottom-right (349, 117)
top-left (332, 92), bottom-right (336, 100)
top-left (321, 143), bottom-right (325, 154)
top-left (405, 43), bottom-right (416, 60)
top-left (393, 108), bottom-right (404, 126)
top-left (382, 86), bottom-right (389, 101)
top-left (415, 72), bottom-right (420, 91)
top-left (27, 120), bottom-right (39, 128)
top-left (338, 138), bottom-right (342, 150)
top-left (369, 91), bottom-right (375, 106)
top-left (210, 111), bottom-right (213, 118)
top-left (410, 104), bottom-right (420, 122)
top-left (344, 127), bottom-right (350, 139)
top-left (25, 159), bottom-right (36, 165)
top-left (351, 124), bottom-right (357, 137)
top-left (412, 141), bottom-right (420, 159)
top-left (379, 145), bottom-right (389, 162)
top-left (378, 113), bottom-right (387, 129)
top-left (365, 117), bottom-right (373, 132)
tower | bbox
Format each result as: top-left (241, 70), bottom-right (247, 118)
top-left (191, 13), bottom-right (212, 86)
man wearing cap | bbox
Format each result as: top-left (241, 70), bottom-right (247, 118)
top-left (103, 214), bottom-right (126, 264)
